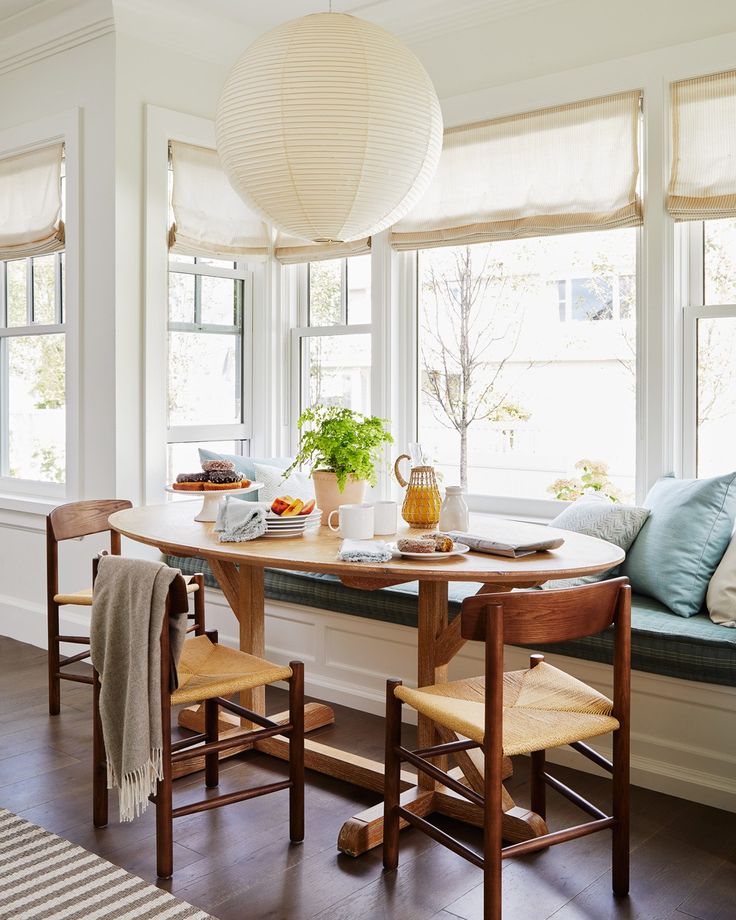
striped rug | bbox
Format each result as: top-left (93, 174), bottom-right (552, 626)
top-left (0, 808), bottom-right (214, 919)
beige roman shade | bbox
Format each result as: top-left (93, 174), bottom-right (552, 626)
top-left (169, 141), bottom-right (271, 258)
top-left (274, 234), bottom-right (371, 265)
top-left (391, 90), bottom-right (642, 251)
top-left (0, 142), bottom-right (64, 260)
top-left (667, 69), bottom-right (736, 221)
top-left (169, 140), bottom-right (370, 263)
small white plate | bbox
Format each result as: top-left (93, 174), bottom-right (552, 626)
top-left (389, 542), bottom-right (471, 560)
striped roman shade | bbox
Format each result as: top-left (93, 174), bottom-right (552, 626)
top-left (0, 142), bottom-right (64, 260)
top-left (391, 90), bottom-right (643, 251)
top-left (667, 69), bottom-right (736, 221)
top-left (274, 233), bottom-right (370, 265)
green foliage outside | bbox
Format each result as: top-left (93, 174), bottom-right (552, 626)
top-left (548, 459), bottom-right (621, 503)
top-left (285, 404), bottom-right (393, 490)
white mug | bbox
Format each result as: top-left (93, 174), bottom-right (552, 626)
top-left (373, 500), bottom-right (398, 535)
top-left (328, 503), bottom-right (375, 539)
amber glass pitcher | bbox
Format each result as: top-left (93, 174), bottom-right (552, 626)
top-left (393, 454), bottom-right (441, 528)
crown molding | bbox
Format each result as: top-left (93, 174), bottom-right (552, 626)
top-left (0, 17), bottom-right (114, 77)
top-left (0, 0), bottom-right (113, 77)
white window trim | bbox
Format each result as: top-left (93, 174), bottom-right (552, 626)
top-left (144, 106), bottom-right (271, 503)
top-left (679, 219), bottom-right (736, 479)
top-left (166, 254), bottom-right (254, 453)
top-left (0, 109), bottom-right (80, 507)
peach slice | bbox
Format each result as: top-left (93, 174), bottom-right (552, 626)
top-left (299, 499), bottom-right (316, 515)
top-left (281, 498), bottom-right (304, 517)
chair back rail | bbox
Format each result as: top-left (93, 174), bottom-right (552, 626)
top-left (461, 576), bottom-right (630, 646)
top-left (48, 499), bottom-right (133, 543)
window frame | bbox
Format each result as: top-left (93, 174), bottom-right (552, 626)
top-left (402, 229), bottom-right (643, 518)
top-left (289, 259), bottom-right (374, 453)
top-left (0, 111), bottom-right (79, 505)
top-left (679, 220), bottom-right (736, 479)
top-left (166, 255), bottom-right (253, 458)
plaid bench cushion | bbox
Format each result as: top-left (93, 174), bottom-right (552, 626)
top-left (167, 556), bottom-right (736, 688)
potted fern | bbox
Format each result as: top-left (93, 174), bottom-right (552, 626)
top-left (284, 405), bottom-right (393, 524)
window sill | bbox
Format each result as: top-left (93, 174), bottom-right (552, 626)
top-left (0, 491), bottom-right (63, 517)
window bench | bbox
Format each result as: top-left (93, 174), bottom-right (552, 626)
top-left (168, 555), bottom-right (736, 689)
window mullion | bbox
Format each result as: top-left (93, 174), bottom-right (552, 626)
top-left (0, 337), bottom-right (7, 475)
top-left (0, 261), bottom-right (6, 327)
top-left (194, 274), bottom-right (201, 324)
top-left (341, 258), bottom-right (348, 324)
top-left (26, 258), bottom-right (33, 325)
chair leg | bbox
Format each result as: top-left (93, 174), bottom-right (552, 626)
top-left (92, 670), bottom-right (108, 828)
top-left (383, 679), bottom-right (403, 872)
top-left (530, 749), bottom-right (546, 820)
top-left (288, 661), bottom-right (305, 843)
top-left (156, 715), bottom-right (174, 878)
top-left (612, 726), bottom-right (630, 896)
top-left (48, 603), bottom-right (60, 715)
top-left (204, 698), bottom-right (219, 789)
top-left (192, 574), bottom-right (206, 635)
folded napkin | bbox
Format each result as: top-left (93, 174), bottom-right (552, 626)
top-left (214, 497), bottom-right (267, 543)
top-left (338, 539), bottom-right (393, 563)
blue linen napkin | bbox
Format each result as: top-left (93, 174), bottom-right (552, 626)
top-left (337, 539), bottom-right (392, 563)
top-left (214, 497), bottom-right (267, 543)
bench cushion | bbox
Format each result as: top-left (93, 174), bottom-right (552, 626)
top-left (168, 556), bottom-right (736, 688)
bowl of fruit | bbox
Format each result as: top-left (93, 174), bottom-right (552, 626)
top-left (264, 495), bottom-right (321, 537)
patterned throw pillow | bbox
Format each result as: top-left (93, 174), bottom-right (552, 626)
top-left (254, 462), bottom-right (315, 504)
top-left (542, 497), bottom-right (649, 589)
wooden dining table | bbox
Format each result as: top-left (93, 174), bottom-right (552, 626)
top-left (109, 501), bottom-right (624, 857)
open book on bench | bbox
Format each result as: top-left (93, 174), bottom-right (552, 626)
top-left (446, 520), bottom-right (565, 558)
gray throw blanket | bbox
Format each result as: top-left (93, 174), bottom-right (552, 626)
top-left (90, 556), bottom-right (187, 822)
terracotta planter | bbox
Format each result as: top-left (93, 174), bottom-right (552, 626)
top-left (312, 470), bottom-right (367, 525)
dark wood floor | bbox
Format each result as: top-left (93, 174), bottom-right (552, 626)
top-left (1, 635), bottom-right (734, 919)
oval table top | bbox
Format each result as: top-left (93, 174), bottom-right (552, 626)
top-left (109, 501), bottom-right (625, 585)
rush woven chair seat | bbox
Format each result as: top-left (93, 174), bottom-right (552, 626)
top-left (46, 500), bottom-right (206, 715)
top-left (91, 559), bottom-right (304, 879)
top-left (383, 577), bottom-right (631, 920)
top-left (395, 663), bottom-right (619, 756)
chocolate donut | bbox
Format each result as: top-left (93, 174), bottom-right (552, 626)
top-left (208, 469), bottom-right (243, 484)
top-left (176, 472), bottom-right (208, 483)
top-left (201, 459), bottom-right (236, 473)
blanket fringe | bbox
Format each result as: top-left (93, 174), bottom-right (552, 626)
top-left (107, 748), bottom-right (164, 822)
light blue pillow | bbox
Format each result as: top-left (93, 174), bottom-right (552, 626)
top-left (621, 472), bottom-right (736, 617)
top-left (197, 449), bottom-right (292, 502)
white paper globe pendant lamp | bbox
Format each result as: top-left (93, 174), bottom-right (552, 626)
top-left (215, 8), bottom-right (443, 243)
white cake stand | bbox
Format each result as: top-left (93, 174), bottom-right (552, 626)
top-left (165, 482), bottom-right (263, 522)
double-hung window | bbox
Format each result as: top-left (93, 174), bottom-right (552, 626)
top-left (0, 141), bottom-right (66, 491)
top-left (291, 254), bottom-right (372, 420)
top-left (670, 70), bottom-right (736, 480)
top-left (166, 255), bottom-right (251, 480)
top-left (415, 230), bottom-right (637, 499)
top-left (0, 253), bottom-right (65, 485)
top-left (681, 219), bottom-right (736, 478)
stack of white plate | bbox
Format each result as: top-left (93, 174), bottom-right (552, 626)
top-left (264, 508), bottom-right (322, 538)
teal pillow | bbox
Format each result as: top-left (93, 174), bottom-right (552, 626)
top-left (621, 472), bottom-right (736, 617)
top-left (197, 450), bottom-right (292, 502)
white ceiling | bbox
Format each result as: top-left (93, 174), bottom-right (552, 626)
top-left (0, 0), bottom-right (567, 46)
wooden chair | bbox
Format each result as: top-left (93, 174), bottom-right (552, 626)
top-left (383, 577), bottom-right (631, 920)
top-left (91, 559), bottom-right (305, 879)
top-left (46, 499), bottom-right (206, 714)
